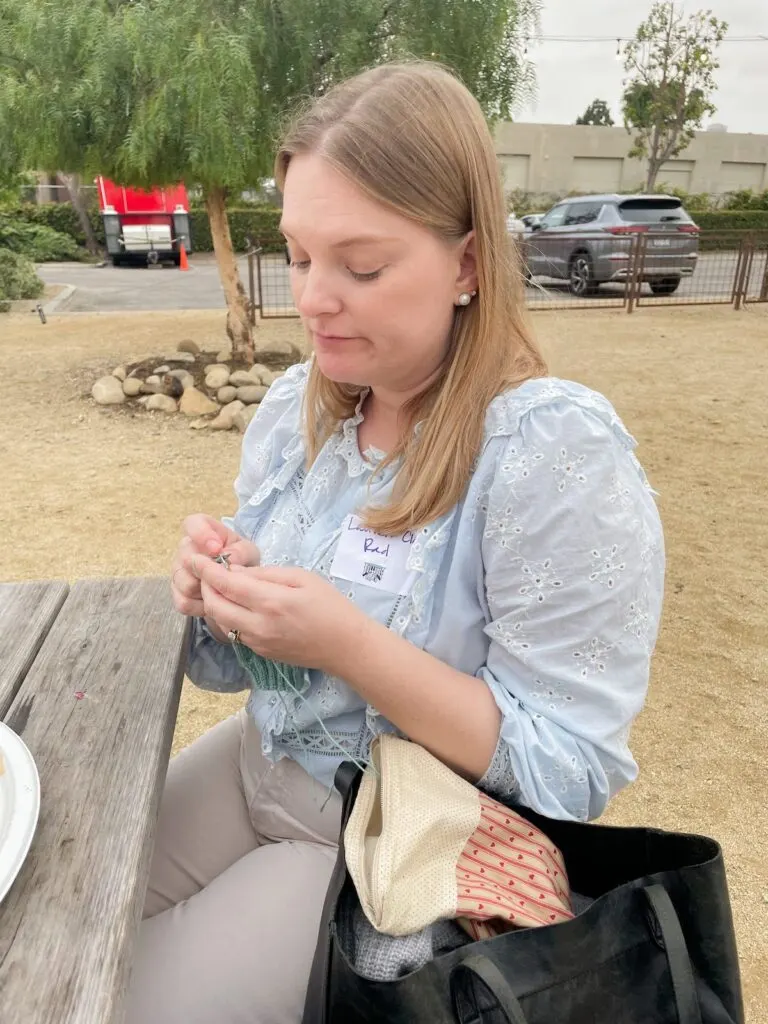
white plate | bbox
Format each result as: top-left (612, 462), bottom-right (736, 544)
top-left (0, 721), bottom-right (40, 904)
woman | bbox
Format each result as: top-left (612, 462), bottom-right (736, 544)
top-left (126, 61), bottom-right (664, 1023)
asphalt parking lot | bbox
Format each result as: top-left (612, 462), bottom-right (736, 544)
top-left (35, 249), bottom-right (765, 313)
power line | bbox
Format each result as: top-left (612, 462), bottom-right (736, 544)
top-left (530, 34), bottom-right (767, 44)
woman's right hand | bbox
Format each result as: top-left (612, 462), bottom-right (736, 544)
top-left (171, 514), bottom-right (260, 624)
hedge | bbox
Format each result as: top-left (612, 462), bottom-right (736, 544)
top-left (5, 201), bottom-right (767, 256)
top-left (3, 201), bottom-right (284, 254)
top-left (188, 207), bottom-right (284, 253)
top-left (3, 202), bottom-right (104, 249)
top-left (0, 215), bottom-right (84, 262)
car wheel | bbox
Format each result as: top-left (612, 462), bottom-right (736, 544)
top-left (568, 253), bottom-right (597, 296)
top-left (650, 277), bottom-right (681, 296)
top-left (111, 255), bottom-right (122, 268)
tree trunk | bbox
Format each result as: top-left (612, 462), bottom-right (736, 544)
top-left (60, 173), bottom-right (101, 256)
top-left (204, 185), bottom-right (254, 364)
top-left (646, 164), bottom-right (660, 191)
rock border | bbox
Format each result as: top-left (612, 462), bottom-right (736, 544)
top-left (91, 339), bottom-right (301, 432)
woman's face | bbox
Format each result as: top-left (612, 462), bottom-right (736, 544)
top-left (280, 153), bottom-right (476, 394)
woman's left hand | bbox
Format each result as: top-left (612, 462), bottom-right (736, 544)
top-left (190, 556), bottom-right (367, 676)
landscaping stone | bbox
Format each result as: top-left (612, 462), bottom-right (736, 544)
top-left (112, 365), bottom-right (127, 381)
top-left (234, 406), bottom-right (258, 432)
top-left (205, 366), bottom-right (231, 390)
top-left (236, 384), bottom-right (268, 405)
top-left (163, 351), bottom-right (196, 364)
top-left (122, 377), bottom-right (142, 397)
top-left (179, 387), bottom-right (219, 417)
top-left (177, 339), bottom-right (200, 355)
top-left (210, 400), bottom-right (245, 430)
top-left (217, 386), bottom-right (238, 404)
top-left (146, 394), bottom-right (178, 413)
top-left (166, 369), bottom-right (195, 390)
top-left (92, 376), bottom-right (126, 405)
top-left (249, 363), bottom-right (271, 385)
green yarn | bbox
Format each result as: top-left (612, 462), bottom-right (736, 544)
top-left (232, 643), bottom-right (311, 695)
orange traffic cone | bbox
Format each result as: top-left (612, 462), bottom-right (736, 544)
top-left (178, 242), bottom-right (189, 271)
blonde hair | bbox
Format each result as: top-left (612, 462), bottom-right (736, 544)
top-left (275, 60), bottom-right (547, 535)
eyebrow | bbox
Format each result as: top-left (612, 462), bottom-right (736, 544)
top-left (280, 227), bottom-right (397, 250)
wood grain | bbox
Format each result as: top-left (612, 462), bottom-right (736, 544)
top-left (0, 577), bottom-right (190, 1024)
top-left (0, 582), bottom-right (69, 717)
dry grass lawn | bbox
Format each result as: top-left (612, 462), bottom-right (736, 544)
top-left (1, 303), bottom-right (767, 1020)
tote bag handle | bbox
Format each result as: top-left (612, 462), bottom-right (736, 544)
top-left (451, 956), bottom-right (529, 1024)
top-left (451, 885), bottom-right (702, 1024)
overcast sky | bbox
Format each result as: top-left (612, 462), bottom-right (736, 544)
top-left (518, 0), bottom-right (768, 135)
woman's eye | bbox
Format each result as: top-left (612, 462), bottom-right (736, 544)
top-left (349, 267), bottom-right (383, 282)
top-left (289, 259), bottom-right (310, 270)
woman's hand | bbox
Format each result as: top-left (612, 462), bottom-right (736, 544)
top-left (189, 558), bottom-right (367, 676)
top-left (171, 514), bottom-right (261, 624)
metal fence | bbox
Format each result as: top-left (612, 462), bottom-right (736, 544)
top-left (247, 232), bottom-right (768, 319)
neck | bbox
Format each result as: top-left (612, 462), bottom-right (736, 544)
top-left (360, 365), bottom-right (443, 453)
top-left (368, 362), bottom-right (444, 418)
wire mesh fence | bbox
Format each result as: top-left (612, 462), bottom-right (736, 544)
top-left (249, 232), bottom-right (768, 318)
top-left (633, 233), bottom-right (748, 308)
top-left (742, 236), bottom-right (768, 305)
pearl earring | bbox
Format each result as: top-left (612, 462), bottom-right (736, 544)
top-left (457, 292), bottom-right (472, 306)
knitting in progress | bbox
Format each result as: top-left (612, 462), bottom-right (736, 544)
top-left (212, 552), bottom-right (370, 774)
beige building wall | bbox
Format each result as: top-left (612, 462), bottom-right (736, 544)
top-left (493, 123), bottom-right (768, 197)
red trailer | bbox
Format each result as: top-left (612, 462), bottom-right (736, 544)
top-left (95, 177), bottom-right (193, 266)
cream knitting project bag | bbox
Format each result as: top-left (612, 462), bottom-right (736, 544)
top-left (344, 734), bottom-right (574, 940)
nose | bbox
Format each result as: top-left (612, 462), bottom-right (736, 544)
top-left (294, 265), bottom-right (343, 319)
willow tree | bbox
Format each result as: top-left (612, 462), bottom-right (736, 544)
top-left (1, 0), bottom-right (539, 361)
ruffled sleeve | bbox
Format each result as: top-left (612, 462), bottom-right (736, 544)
top-left (476, 384), bottom-right (665, 821)
top-left (185, 361), bottom-right (309, 692)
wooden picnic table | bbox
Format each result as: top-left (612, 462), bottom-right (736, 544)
top-left (0, 577), bottom-right (189, 1024)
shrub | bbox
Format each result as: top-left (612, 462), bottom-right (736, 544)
top-left (188, 205), bottom-right (283, 253)
top-left (0, 215), bottom-right (84, 261)
top-left (0, 202), bottom-right (104, 248)
top-left (721, 189), bottom-right (768, 212)
top-left (0, 247), bottom-right (44, 302)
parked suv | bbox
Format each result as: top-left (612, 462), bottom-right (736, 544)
top-left (522, 194), bottom-right (699, 296)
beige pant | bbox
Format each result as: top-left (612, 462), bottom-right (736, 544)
top-left (123, 709), bottom-right (342, 1024)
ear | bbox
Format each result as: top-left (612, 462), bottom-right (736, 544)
top-left (455, 231), bottom-right (478, 296)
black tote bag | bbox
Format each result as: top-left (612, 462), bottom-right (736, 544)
top-left (303, 764), bottom-right (743, 1024)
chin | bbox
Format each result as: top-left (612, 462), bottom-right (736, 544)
top-left (313, 349), bottom-right (371, 387)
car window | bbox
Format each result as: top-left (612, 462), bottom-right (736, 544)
top-left (564, 202), bottom-right (603, 226)
top-left (541, 206), bottom-right (568, 229)
top-left (617, 199), bottom-right (691, 224)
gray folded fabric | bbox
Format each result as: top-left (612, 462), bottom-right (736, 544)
top-left (338, 888), bottom-right (596, 983)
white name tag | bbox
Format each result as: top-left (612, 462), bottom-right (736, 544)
top-left (330, 515), bottom-right (418, 595)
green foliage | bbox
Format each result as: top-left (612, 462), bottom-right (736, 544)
top-left (0, 214), bottom-right (84, 261)
top-left (0, 0), bottom-right (540, 189)
top-left (2, 201), bottom-right (105, 247)
top-left (505, 185), bottom-right (768, 225)
top-left (0, 169), bottom-right (35, 205)
top-left (695, 210), bottom-right (768, 231)
top-left (576, 99), bottom-right (615, 127)
top-left (0, 246), bottom-right (44, 301)
top-left (721, 189), bottom-right (768, 212)
top-left (189, 206), bottom-right (283, 253)
top-left (622, 2), bottom-right (727, 189)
